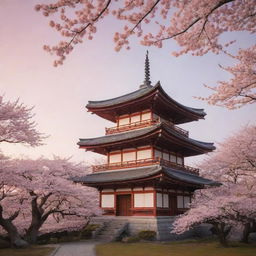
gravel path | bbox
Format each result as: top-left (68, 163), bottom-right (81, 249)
top-left (53, 241), bottom-right (98, 256)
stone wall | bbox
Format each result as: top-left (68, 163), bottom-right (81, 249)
top-left (91, 216), bottom-right (213, 241)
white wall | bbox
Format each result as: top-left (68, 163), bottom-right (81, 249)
top-left (101, 194), bottom-right (114, 208)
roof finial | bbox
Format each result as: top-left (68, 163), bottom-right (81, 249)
top-left (140, 51), bottom-right (151, 88)
top-left (144, 50), bottom-right (151, 87)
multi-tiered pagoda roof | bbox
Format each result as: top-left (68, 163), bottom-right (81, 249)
top-left (76, 52), bottom-right (217, 217)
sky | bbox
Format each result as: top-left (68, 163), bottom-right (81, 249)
top-left (0, 0), bottom-right (255, 166)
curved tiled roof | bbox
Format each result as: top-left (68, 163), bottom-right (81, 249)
top-left (73, 165), bottom-right (220, 187)
top-left (163, 167), bottom-right (219, 186)
top-left (87, 85), bottom-right (155, 108)
top-left (74, 165), bottom-right (162, 183)
top-left (78, 124), bottom-right (160, 147)
top-left (87, 82), bottom-right (206, 117)
top-left (78, 122), bottom-right (215, 151)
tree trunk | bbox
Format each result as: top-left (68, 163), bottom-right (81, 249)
top-left (25, 195), bottom-right (45, 244)
top-left (0, 205), bottom-right (28, 248)
top-left (241, 221), bottom-right (256, 243)
top-left (212, 222), bottom-right (231, 247)
top-left (241, 223), bottom-right (250, 243)
top-left (0, 218), bottom-right (28, 248)
top-left (25, 224), bottom-right (42, 244)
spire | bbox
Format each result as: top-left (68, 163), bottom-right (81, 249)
top-left (140, 51), bottom-right (151, 88)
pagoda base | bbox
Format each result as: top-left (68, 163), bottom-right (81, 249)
top-left (91, 216), bottom-right (212, 241)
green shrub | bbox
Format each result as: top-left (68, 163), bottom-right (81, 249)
top-left (49, 237), bottom-right (58, 244)
top-left (138, 230), bottom-right (156, 241)
top-left (126, 236), bottom-right (140, 243)
top-left (81, 224), bottom-right (101, 238)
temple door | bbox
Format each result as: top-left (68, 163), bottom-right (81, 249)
top-left (116, 194), bottom-right (131, 216)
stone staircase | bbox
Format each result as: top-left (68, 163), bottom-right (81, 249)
top-left (93, 219), bottom-right (129, 242)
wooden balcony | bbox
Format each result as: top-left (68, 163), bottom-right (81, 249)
top-left (105, 119), bottom-right (189, 137)
top-left (105, 119), bottom-right (159, 135)
top-left (92, 157), bottom-right (199, 175)
top-left (170, 123), bottom-right (189, 137)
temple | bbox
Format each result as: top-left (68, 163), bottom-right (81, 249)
top-left (76, 52), bottom-right (217, 217)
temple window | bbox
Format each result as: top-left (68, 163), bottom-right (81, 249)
top-left (177, 156), bottom-right (183, 165)
top-left (170, 154), bottom-right (176, 163)
top-left (156, 193), bottom-right (169, 208)
top-left (109, 152), bottom-right (121, 163)
top-left (117, 110), bottom-right (152, 127)
top-left (156, 193), bottom-right (162, 207)
top-left (163, 194), bottom-right (169, 208)
top-left (137, 148), bottom-right (152, 160)
top-left (118, 116), bottom-right (130, 126)
top-left (141, 111), bottom-right (151, 121)
top-left (154, 149), bottom-right (162, 159)
top-left (130, 114), bottom-right (140, 123)
top-left (134, 193), bottom-right (154, 207)
top-left (101, 194), bottom-right (114, 208)
top-left (123, 150), bottom-right (136, 162)
top-left (177, 195), bottom-right (191, 209)
top-left (163, 152), bottom-right (169, 161)
top-left (108, 146), bottom-right (152, 164)
top-left (154, 148), bottom-right (184, 166)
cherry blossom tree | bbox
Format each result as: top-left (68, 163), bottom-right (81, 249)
top-left (172, 125), bottom-right (256, 246)
top-left (35, 0), bottom-right (255, 108)
top-left (0, 157), bottom-right (100, 246)
top-left (0, 96), bottom-right (100, 246)
top-left (0, 95), bottom-right (44, 146)
top-left (199, 46), bottom-right (256, 109)
top-left (0, 155), bottom-right (29, 247)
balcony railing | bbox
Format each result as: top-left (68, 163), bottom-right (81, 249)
top-left (92, 157), bottom-right (199, 175)
top-left (105, 119), bottom-right (189, 137)
top-left (105, 119), bottom-right (159, 135)
top-left (169, 123), bottom-right (189, 137)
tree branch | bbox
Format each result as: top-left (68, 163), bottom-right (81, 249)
top-left (155, 0), bottom-right (234, 43)
top-left (63, 0), bottom-right (112, 50)
top-left (8, 210), bottom-right (20, 222)
top-left (131, 0), bottom-right (161, 32)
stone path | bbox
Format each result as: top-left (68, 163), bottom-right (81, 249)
top-left (52, 241), bottom-right (98, 256)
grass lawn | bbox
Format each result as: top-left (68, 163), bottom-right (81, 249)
top-left (0, 246), bottom-right (55, 256)
top-left (96, 240), bottom-right (256, 256)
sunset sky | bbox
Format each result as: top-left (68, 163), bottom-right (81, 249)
top-left (1, 0), bottom-right (255, 166)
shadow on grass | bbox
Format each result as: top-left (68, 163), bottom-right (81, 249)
top-left (96, 239), bottom-right (256, 256)
top-left (0, 245), bottom-right (55, 256)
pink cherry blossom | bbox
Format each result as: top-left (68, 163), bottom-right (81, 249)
top-left (35, 0), bottom-right (255, 108)
top-left (0, 156), bottom-right (100, 246)
top-left (172, 125), bottom-right (256, 246)
top-left (0, 95), bottom-right (45, 146)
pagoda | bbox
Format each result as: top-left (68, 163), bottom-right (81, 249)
top-left (77, 53), bottom-right (217, 217)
